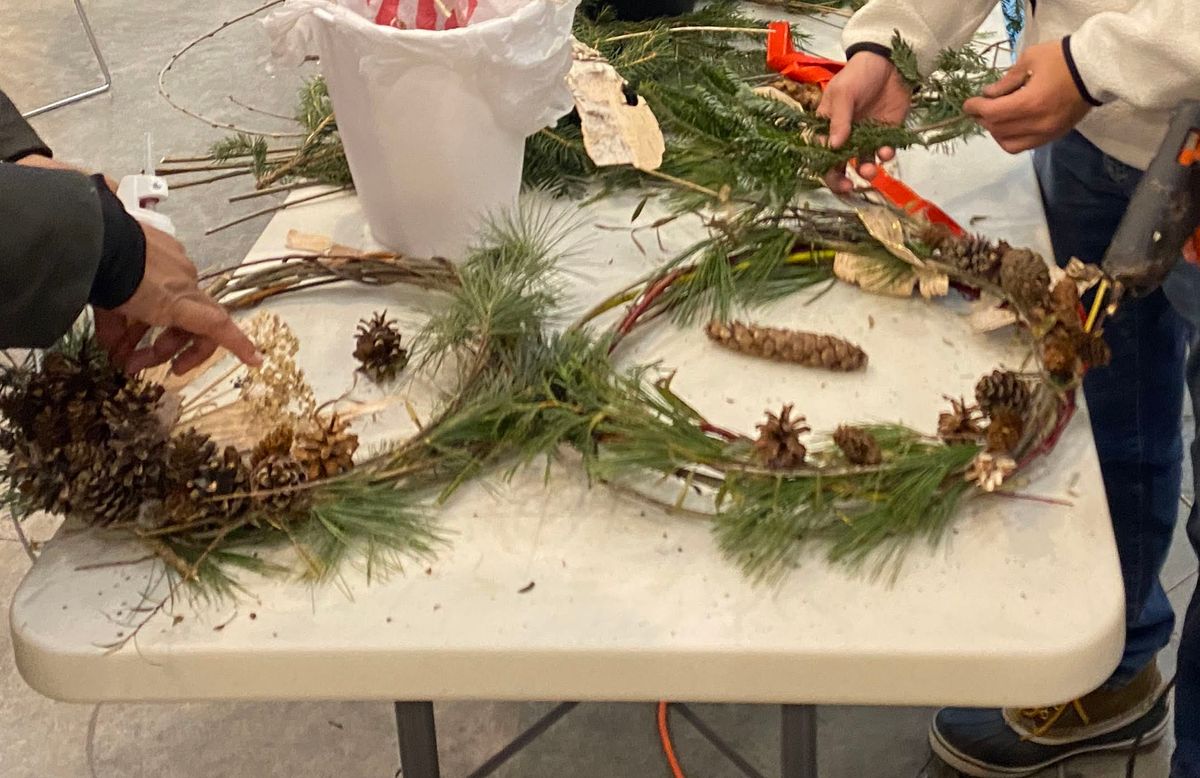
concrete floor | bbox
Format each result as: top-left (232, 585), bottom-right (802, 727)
top-left (0, 1), bottom-right (1194, 776)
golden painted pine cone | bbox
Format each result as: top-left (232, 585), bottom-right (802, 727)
top-left (706, 320), bottom-right (867, 372)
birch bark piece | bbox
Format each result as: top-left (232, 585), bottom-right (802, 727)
top-left (567, 41), bottom-right (665, 172)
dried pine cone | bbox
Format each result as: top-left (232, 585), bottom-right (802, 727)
top-left (1050, 277), bottom-right (1082, 324)
top-left (975, 370), bottom-right (1031, 417)
top-left (182, 445), bottom-right (251, 521)
top-left (251, 453), bottom-right (309, 513)
top-left (167, 428), bottom-right (217, 487)
top-left (754, 404), bottom-right (810, 469)
top-left (937, 396), bottom-right (985, 443)
top-left (999, 248), bottom-right (1051, 311)
top-left (72, 427), bottom-right (170, 526)
top-left (923, 225), bottom-right (1008, 281)
top-left (293, 414), bottom-right (359, 481)
top-left (985, 409), bottom-right (1024, 454)
top-left (833, 426), bottom-right (882, 466)
top-left (1041, 325), bottom-right (1080, 378)
top-left (354, 311), bottom-right (409, 383)
top-left (706, 320), bottom-right (866, 371)
top-left (768, 78), bottom-right (823, 111)
top-left (251, 424), bottom-right (295, 468)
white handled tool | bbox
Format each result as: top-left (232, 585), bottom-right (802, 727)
top-left (116, 133), bottom-right (175, 237)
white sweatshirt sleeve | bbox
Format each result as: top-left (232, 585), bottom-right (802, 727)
top-left (841, 0), bottom-right (999, 77)
top-left (1067, 2), bottom-right (1200, 110)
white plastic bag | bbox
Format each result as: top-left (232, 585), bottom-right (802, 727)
top-left (264, 0), bottom-right (579, 259)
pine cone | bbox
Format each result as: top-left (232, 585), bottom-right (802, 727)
top-left (986, 409), bottom-right (1025, 454)
top-left (293, 414), bottom-right (359, 481)
top-left (72, 429), bottom-right (170, 526)
top-left (999, 248), bottom-right (1051, 311)
top-left (754, 404), bottom-right (810, 469)
top-left (167, 428), bottom-right (217, 487)
top-left (975, 370), bottom-right (1031, 417)
top-left (937, 396), bottom-right (985, 443)
top-left (706, 320), bottom-right (866, 371)
top-left (181, 445), bottom-right (252, 522)
top-left (833, 425), bottom-right (882, 466)
top-left (1050, 277), bottom-right (1082, 324)
top-left (251, 424), bottom-right (295, 468)
top-left (768, 78), bottom-right (822, 111)
top-left (923, 226), bottom-right (1007, 281)
top-left (1041, 325), bottom-right (1080, 379)
top-left (251, 453), bottom-right (309, 513)
top-left (354, 311), bottom-right (409, 383)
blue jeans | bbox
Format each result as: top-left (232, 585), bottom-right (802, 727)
top-left (1034, 132), bottom-right (1193, 754)
top-left (1165, 260), bottom-right (1200, 777)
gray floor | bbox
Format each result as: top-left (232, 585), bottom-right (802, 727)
top-left (0, 2), bottom-right (1192, 776)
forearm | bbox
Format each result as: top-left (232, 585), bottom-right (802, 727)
top-left (0, 165), bottom-right (146, 348)
top-left (842, 0), bottom-right (1000, 76)
top-left (0, 88), bottom-right (51, 162)
top-left (1068, 3), bottom-right (1200, 110)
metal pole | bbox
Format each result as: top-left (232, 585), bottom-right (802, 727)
top-left (780, 705), bottom-right (818, 778)
top-left (22, 0), bottom-right (114, 119)
top-left (393, 701), bottom-right (441, 778)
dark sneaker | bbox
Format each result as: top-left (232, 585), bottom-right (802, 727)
top-left (930, 662), bottom-right (1169, 777)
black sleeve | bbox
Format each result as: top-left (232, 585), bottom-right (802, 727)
top-left (0, 89), bottom-right (52, 162)
top-left (0, 164), bottom-right (148, 349)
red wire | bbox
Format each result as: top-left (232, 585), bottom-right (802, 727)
top-left (658, 702), bottom-right (686, 778)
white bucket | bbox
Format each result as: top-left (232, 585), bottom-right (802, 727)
top-left (265, 0), bottom-right (579, 259)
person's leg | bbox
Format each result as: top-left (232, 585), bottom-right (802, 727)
top-left (1041, 131), bottom-right (1189, 684)
top-left (931, 131), bottom-right (1188, 777)
top-left (1163, 267), bottom-right (1200, 777)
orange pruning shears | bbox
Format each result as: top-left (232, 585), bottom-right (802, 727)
top-left (766, 21), bottom-right (966, 237)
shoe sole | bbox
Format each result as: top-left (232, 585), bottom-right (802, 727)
top-left (928, 714), bottom-right (1169, 778)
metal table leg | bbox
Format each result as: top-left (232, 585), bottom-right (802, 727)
top-left (394, 701), bottom-right (441, 778)
top-left (781, 705), bottom-right (818, 778)
top-left (22, 0), bottom-right (113, 119)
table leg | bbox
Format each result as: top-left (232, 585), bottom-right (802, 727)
top-left (780, 705), bottom-right (818, 778)
top-left (394, 701), bottom-right (441, 778)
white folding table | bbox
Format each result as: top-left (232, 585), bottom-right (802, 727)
top-left (10, 12), bottom-right (1123, 777)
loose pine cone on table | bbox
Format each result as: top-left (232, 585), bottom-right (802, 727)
top-left (999, 248), bottom-right (1052, 311)
top-left (937, 396), bottom-right (985, 444)
top-left (251, 454), bottom-right (309, 514)
top-left (833, 426), bottom-right (882, 466)
top-left (706, 320), bottom-right (867, 371)
top-left (754, 404), bottom-right (810, 469)
top-left (354, 311), bottom-right (409, 383)
top-left (293, 414), bottom-right (359, 481)
top-left (975, 370), bottom-right (1031, 417)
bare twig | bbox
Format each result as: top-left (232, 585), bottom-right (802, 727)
top-left (158, 0), bottom-right (305, 138)
top-left (204, 186), bottom-right (351, 235)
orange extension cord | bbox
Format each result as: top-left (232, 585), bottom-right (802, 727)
top-left (657, 702), bottom-right (686, 778)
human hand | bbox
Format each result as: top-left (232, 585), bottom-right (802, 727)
top-left (95, 224), bottom-right (261, 375)
top-left (817, 51), bottom-right (913, 194)
top-left (963, 40), bottom-right (1092, 154)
